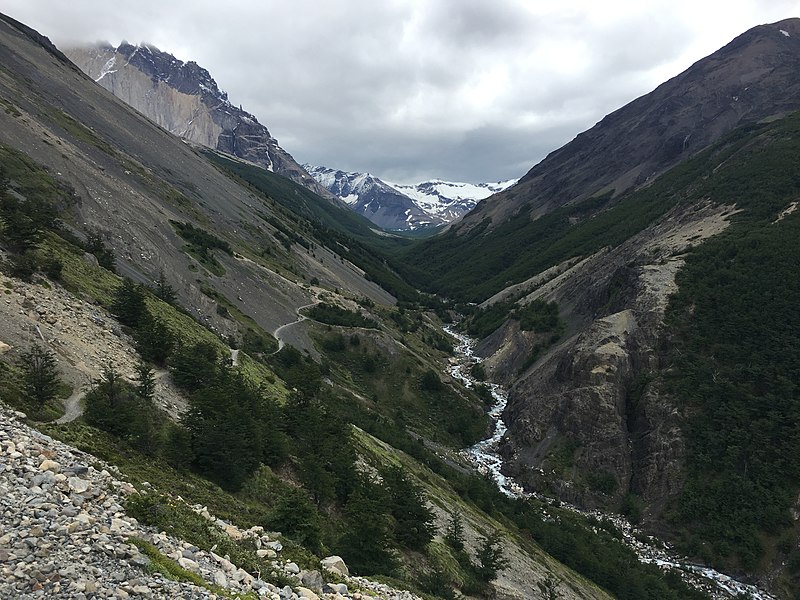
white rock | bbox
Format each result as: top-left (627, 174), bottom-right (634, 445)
top-left (68, 476), bottom-right (90, 494)
top-left (320, 555), bottom-right (349, 577)
top-left (285, 561), bottom-right (300, 574)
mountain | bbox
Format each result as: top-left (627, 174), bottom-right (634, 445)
top-left (405, 18), bottom-right (800, 301)
top-left (306, 164), bottom-right (516, 230)
top-left (388, 178), bottom-right (517, 224)
top-left (63, 42), bottom-right (334, 200)
top-left (304, 165), bottom-right (439, 230)
top-left (464, 18), bottom-right (800, 229)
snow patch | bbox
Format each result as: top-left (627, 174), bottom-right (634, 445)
top-left (95, 56), bottom-right (117, 82)
top-left (780, 29), bottom-right (791, 37)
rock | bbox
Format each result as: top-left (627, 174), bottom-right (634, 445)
top-left (256, 548), bottom-right (277, 559)
top-left (299, 569), bottom-right (323, 591)
top-left (177, 557), bottom-right (198, 571)
top-left (320, 556), bottom-right (349, 577)
top-left (28, 525), bottom-right (44, 537)
top-left (324, 583), bottom-right (348, 595)
top-left (68, 476), bottom-right (91, 494)
top-left (214, 570), bottom-right (228, 588)
top-left (296, 587), bottom-right (320, 600)
top-left (39, 459), bottom-right (60, 473)
top-left (64, 465), bottom-right (89, 475)
top-left (285, 561), bottom-right (300, 574)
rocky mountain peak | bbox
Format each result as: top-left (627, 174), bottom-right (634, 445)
top-left (64, 42), bottom-right (332, 199)
top-left (112, 41), bottom-right (229, 101)
top-left (306, 164), bottom-right (516, 230)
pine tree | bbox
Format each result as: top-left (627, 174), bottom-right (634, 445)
top-left (135, 362), bottom-right (156, 401)
top-left (111, 278), bottom-right (146, 327)
top-left (135, 313), bottom-right (175, 366)
top-left (475, 532), bottom-right (508, 583)
top-left (382, 465), bottom-right (435, 550)
top-left (445, 511), bottom-right (466, 552)
top-left (19, 344), bottom-right (60, 406)
top-left (154, 269), bottom-right (177, 304)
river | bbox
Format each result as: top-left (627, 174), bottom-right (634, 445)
top-left (444, 325), bottom-right (775, 600)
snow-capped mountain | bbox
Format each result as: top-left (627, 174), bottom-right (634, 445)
top-left (388, 179), bottom-right (517, 224)
top-left (306, 164), bottom-right (516, 230)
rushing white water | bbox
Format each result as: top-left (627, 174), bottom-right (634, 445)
top-left (444, 325), bottom-right (775, 600)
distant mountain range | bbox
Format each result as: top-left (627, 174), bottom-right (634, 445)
top-left (305, 164), bottom-right (516, 230)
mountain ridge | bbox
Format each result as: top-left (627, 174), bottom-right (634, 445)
top-left (306, 163), bottom-right (515, 230)
top-left (64, 41), bottom-right (335, 201)
top-left (459, 17), bottom-right (800, 231)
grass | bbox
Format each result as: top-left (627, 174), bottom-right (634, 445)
top-left (129, 537), bottom-right (257, 599)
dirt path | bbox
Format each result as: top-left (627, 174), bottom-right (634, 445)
top-left (271, 302), bottom-right (318, 354)
top-left (56, 388), bottom-right (87, 424)
top-left (56, 368), bottom-right (171, 424)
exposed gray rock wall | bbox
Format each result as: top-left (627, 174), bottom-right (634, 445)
top-left (64, 43), bottom-right (333, 200)
top-left (491, 203), bottom-right (737, 515)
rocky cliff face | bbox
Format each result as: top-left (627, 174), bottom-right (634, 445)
top-left (482, 202), bottom-right (738, 513)
top-left (462, 18), bottom-right (800, 229)
top-left (64, 42), bottom-right (333, 199)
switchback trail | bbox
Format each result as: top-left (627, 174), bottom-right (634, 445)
top-left (270, 302), bottom-right (318, 354)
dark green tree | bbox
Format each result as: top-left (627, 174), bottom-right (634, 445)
top-left (338, 481), bottom-right (396, 575)
top-left (85, 230), bottom-right (116, 272)
top-left (269, 487), bottom-right (321, 552)
top-left (0, 185), bottom-right (58, 252)
top-left (381, 465), bottom-right (435, 550)
top-left (182, 372), bottom-right (282, 490)
top-left (111, 279), bottom-right (146, 327)
top-left (445, 511), bottom-right (466, 552)
top-left (135, 361), bottom-right (156, 401)
top-left (154, 269), bottom-right (177, 304)
top-left (19, 343), bottom-right (60, 406)
top-left (135, 313), bottom-right (175, 366)
top-left (170, 341), bottom-right (222, 392)
top-left (475, 532), bottom-right (508, 583)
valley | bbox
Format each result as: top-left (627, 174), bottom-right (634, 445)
top-left (1, 9), bottom-right (800, 600)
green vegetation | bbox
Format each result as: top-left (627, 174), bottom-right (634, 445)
top-left (310, 327), bottom-right (487, 448)
top-left (306, 302), bottom-right (378, 329)
top-left (19, 343), bottom-right (61, 408)
top-left (171, 220), bottom-right (232, 275)
top-left (401, 123), bottom-right (775, 302)
top-left (203, 151), bottom-right (425, 302)
top-left (664, 208), bottom-right (800, 570)
top-left (464, 297), bottom-right (562, 339)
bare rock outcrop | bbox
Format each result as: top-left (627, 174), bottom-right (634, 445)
top-left (495, 202), bottom-right (737, 514)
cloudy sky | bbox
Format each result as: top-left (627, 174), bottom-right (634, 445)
top-left (4, 1), bottom-right (800, 183)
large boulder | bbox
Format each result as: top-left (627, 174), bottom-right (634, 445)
top-left (320, 555), bottom-right (348, 578)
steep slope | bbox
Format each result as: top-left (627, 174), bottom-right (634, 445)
top-left (0, 13), bottom-right (401, 345)
top-left (0, 15), bottom-right (687, 600)
top-left (406, 18), bottom-right (800, 301)
top-left (64, 42), bottom-right (334, 200)
top-left (464, 110), bottom-right (800, 596)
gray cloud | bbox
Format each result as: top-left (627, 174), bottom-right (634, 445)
top-left (3, 0), bottom-right (799, 183)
